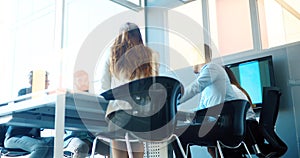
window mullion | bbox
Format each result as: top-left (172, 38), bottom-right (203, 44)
top-left (249, 0), bottom-right (262, 52)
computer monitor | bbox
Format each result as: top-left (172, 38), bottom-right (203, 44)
top-left (226, 55), bottom-right (275, 106)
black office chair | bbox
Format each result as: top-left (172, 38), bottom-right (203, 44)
top-left (243, 119), bottom-right (264, 156)
top-left (245, 87), bottom-right (287, 158)
top-left (175, 100), bottom-right (251, 158)
top-left (90, 76), bottom-right (186, 158)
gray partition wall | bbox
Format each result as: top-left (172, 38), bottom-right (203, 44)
top-left (221, 42), bottom-right (300, 157)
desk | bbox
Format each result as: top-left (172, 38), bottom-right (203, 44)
top-left (0, 90), bottom-right (109, 158)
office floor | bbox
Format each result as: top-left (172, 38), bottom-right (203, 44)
top-left (189, 146), bottom-right (213, 157)
top-left (23, 131), bottom-right (259, 158)
top-left (189, 146), bottom-right (260, 158)
top-left (0, 147), bottom-right (262, 158)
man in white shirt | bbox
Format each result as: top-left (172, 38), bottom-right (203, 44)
top-left (176, 44), bottom-right (252, 158)
top-left (179, 44), bottom-right (237, 109)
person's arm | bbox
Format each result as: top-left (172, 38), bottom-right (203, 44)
top-left (179, 79), bottom-right (200, 103)
top-left (196, 63), bottom-right (219, 91)
top-left (179, 63), bottom-right (220, 104)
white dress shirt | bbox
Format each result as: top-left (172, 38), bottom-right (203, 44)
top-left (180, 62), bottom-right (237, 109)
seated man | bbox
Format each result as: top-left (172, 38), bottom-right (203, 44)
top-left (63, 70), bottom-right (110, 158)
top-left (175, 44), bottom-right (254, 158)
top-left (4, 70), bottom-right (54, 158)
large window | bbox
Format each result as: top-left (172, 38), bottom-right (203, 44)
top-left (168, 0), bottom-right (204, 70)
top-left (258, 0), bottom-right (300, 49)
top-left (207, 0), bottom-right (300, 54)
top-left (0, 0), bottom-right (56, 101)
top-left (0, 0), bottom-right (145, 101)
top-left (63, 0), bottom-right (145, 93)
top-left (62, 0), bottom-right (127, 90)
top-left (208, 0), bottom-right (253, 56)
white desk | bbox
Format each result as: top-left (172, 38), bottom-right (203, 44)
top-left (0, 90), bottom-right (109, 158)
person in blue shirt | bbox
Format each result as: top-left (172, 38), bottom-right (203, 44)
top-left (17, 71), bottom-right (50, 96)
top-left (4, 71), bottom-right (54, 158)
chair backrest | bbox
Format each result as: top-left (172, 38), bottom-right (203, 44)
top-left (195, 100), bottom-right (250, 147)
top-left (260, 87), bottom-right (281, 128)
top-left (259, 87), bottom-right (287, 157)
top-left (101, 76), bottom-right (182, 141)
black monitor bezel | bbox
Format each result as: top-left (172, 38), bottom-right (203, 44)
top-left (225, 55), bottom-right (276, 106)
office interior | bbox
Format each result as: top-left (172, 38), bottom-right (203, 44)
top-left (0, 0), bottom-right (299, 157)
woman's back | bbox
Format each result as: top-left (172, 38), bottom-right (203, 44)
top-left (103, 22), bottom-right (159, 117)
top-left (99, 22), bottom-right (159, 158)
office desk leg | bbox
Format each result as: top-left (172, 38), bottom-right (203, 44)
top-left (54, 93), bottom-right (66, 158)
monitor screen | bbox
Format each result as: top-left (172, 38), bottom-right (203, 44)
top-left (226, 55), bottom-right (275, 106)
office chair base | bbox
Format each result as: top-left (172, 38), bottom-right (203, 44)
top-left (130, 133), bottom-right (187, 158)
top-left (216, 140), bottom-right (252, 158)
top-left (91, 133), bottom-right (187, 158)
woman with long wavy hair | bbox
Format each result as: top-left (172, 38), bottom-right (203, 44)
top-left (98, 22), bottom-right (159, 158)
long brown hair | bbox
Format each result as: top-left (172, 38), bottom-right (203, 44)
top-left (110, 22), bottom-right (158, 80)
top-left (224, 66), bottom-right (254, 107)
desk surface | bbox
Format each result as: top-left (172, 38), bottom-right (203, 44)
top-left (0, 90), bottom-right (109, 132)
top-left (0, 90), bottom-right (194, 131)
top-left (0, 89), bottom-right (193, 158)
